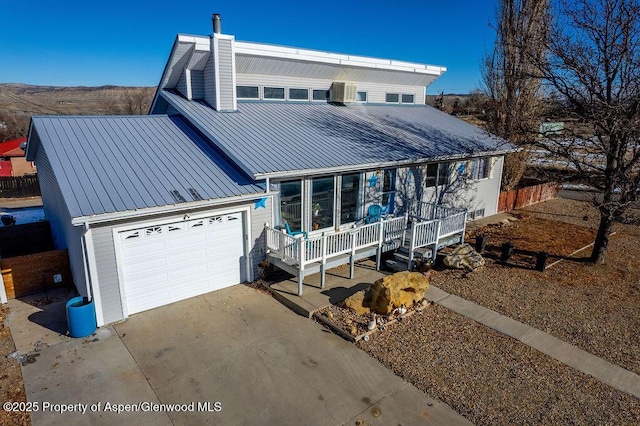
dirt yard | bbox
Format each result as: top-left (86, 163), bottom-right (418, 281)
top-left (0, 305), bottom-right (30, 425)
top-left (318, 197), bottom-right (640, 425)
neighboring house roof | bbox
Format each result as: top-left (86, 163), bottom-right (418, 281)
top-left (27, 115), bottom-right (263, 220)
top-left (161, 90), bottom-right (514, 179)
top-left (0, 160), bottom-right (11, 177)
top-left (0, 137), bottom-right (27, 157)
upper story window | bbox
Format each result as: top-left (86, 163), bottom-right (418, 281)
top-left (386, 93), bottom-right (415, 104)
top-left (236, 86), bottom-right (259, 99)
top-left (264, 87), bottom-right (285, 100)
top-left (312, 89), bottom-right (329, 101)
top-left (289, 88), bottom-right (309, 101)
top-left (356, 91), bottom-right (367, 102)
top-left (401, 94), bottom-right (414, 104)
top-left (385, 93), bottom-right (400, 103)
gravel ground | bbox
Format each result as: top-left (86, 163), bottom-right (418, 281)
top-left (433, 198), bottom-right (640, 376)
top-left (323, 197), bottom-right (640, 425)
top-left (357, 304), bottom-right (640, 425)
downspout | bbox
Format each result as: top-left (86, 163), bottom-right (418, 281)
top-left (80, 222), bottom-right (92, 302)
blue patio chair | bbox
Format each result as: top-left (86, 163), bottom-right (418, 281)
top-left (364, 204), bottom-right (383, 224)
top-left (285, 222), bottom-right (308, 239)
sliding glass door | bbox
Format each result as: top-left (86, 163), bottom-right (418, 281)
top-left (280, 180), bottom-right (302, 232)
top-left (340, 173), bottom-right (362, 224)
top-left (311, 176), bottom-right (335, 230)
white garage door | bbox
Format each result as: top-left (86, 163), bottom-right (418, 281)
top-left (118, 212), bottom-right (245, 315)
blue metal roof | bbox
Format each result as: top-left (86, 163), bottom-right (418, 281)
top-left (30, 115), bottom-right (263, 219)
top-left (161, 90), bottom-right (513, 179)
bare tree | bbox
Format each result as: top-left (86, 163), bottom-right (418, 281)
top-left (99, 88), bottom-right (154, 115)
top-left (0, 111), bottom-right (30, 142)
top-left (535, 0), bottom-right (640, 263)
top-left (482, 0), bottom-right (550, 190)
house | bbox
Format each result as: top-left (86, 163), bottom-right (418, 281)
top-left (0, 137), bottom-right (36, 177)
top-left (25, 15), bottom-right (513, 326)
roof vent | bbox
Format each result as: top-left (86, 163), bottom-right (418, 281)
top-left (330, 82), bottom-right (357, 103)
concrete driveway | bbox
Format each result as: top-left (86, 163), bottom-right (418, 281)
top-left (10, 285), bottom-right (468, 425)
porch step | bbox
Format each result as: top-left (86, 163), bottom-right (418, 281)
top-left (393, 251), bottom-right (412, 263)
top-left (385, 259), bottom-right (409, 272)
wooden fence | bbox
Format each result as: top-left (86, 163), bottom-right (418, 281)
top-left (1, 249), bottom-right (72, 299)
top-left (0, 175), bottom-right (40, 198)
top-left (498, 182), bottom-right (558, 212)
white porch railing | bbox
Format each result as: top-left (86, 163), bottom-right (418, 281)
top-left (411, 201), bottom-right (467, 221)
top-left (266, 204), bottom-right (467, 295)
top-left (266, 216), bottom-right (408, 269)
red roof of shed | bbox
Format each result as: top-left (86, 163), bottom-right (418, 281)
top-left (0, 137), bottom-right (27, 157)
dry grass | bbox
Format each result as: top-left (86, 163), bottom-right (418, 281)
top-left (0, 305), bottom-right (30, 425)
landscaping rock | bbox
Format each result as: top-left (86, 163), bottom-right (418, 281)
top-left (368, 271), bottom-right (430, 314)
top-left (443, 243), bottom-right (485, 271)
top-left (342, 290), bottom-right (370, 315)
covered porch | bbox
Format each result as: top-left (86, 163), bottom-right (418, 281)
top-left (265, 202), bottom-right (467, 296)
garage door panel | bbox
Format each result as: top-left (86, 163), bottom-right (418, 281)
top-left (121, 241), bottom-right (167, 260)
top-left (169, 263), bottom-right (210, 281)
top-left (119, 212), bottom-right (246, 315)
top-left (169, 250), bottom-right (208, 267)
top-left (169, 279), bottom-right (210, 299)
top-left (165, 233), bottom-right (207, 251)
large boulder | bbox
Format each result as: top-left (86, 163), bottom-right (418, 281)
top-left (342, 290), bottom-right (370, 315)
top-left (443, 243), bottom-right (485, 271)
top-left (368, 271), bottom-right (430, 315)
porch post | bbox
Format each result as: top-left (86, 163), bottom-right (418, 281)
top-left (402, 212), bottom-right (409, 246)
top-left (409, 224), bottom-right (417, 271)
top-left (461, 210), bottom-right (468, 244)
top-left (376, 218), bottom-right (384, 271)
top-left (432, 221), bottom-right (442, 260)
top-left (320, 233), bottom-right (327, 289)
top-left (349, 229), bottom-right (356, 279)
top-left (297, 235), bottom-right (305, 296)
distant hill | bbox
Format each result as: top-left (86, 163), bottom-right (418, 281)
top-left (0, 83), bottom-right (156, 141)
top-left (0, 83), bottom-right (155, 116)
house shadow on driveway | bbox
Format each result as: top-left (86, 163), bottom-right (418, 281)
top-left (7, 286), bottom-right (76, 353)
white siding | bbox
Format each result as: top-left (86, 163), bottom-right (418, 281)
top-left (35, 146), bottom-right (87, 296)
top-left (236, 74), bottom-right (424, 105)
top-left (176, 70), bottom-right (188, 99)
top-left (191, 70), bottom-right (204, 99)
top-left (249, 197), bottom-right (272, 277)
top-left (203, 52), bottom-right (217, 107)
top-left (418, 156), bottom-right (504, 217)
top-left (91, 224), bottom-right (123, 324)
top-left (217, 38), bottom-right (235, 110)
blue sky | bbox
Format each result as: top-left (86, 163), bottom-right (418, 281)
top-left (0, 1), bottom-right (497, 94)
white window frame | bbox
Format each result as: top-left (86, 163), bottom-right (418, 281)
top-left (263, 86), bottom-right (285, 100)
top-left (356, 91), bottom-right (368, 102)
top-left (385, 93), bottom-right (400, 103)
top-left (311, 89), bottom-right (329, 102)
top-left (288, 87), bottom-right (310, 101)
top-left (236, 85), bottom-right (259, 100)
top-left (472, 157), bottom-right (492, 181)
top-left (401, 94), bottom-right (415, 104)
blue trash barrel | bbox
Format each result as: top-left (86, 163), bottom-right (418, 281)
top-left (66, 297), bottom-right (97, 338)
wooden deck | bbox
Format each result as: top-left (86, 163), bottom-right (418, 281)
top-left (265, 203), bottom-right (467, 296)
